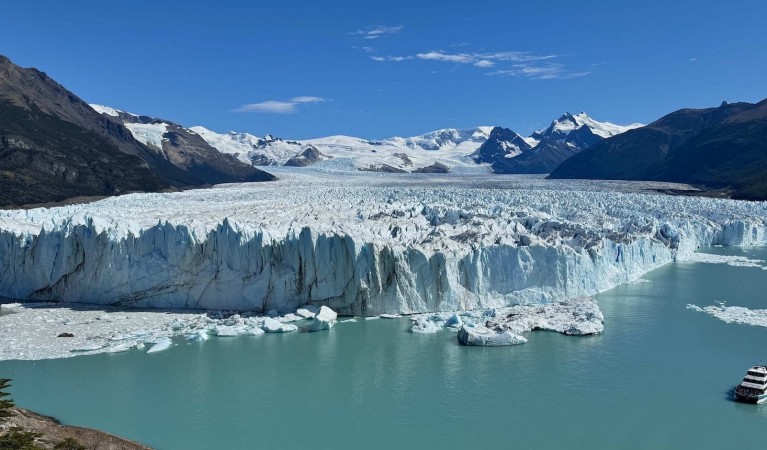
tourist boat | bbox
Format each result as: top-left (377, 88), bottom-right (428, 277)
top-left (734, 365), bottom-right (767, 404)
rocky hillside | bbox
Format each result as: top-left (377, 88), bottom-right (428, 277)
top-left (549, 99), bottom-right (767, 200)
top-left (0, 55), bottom-right (273, 208)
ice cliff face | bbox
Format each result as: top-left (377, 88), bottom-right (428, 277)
top-left (0, 172), bottom-right (765, 314)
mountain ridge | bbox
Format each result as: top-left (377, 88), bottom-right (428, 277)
top-left (549, 98), bottom-right (767, 200)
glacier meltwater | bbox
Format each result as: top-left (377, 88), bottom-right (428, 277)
top-left (0, 171), bottom-right (765, 315)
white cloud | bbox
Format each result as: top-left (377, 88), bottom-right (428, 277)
top-left (473, 60), bottom-right (495, 68)
top-left (235, 97), bottom-right (325, 114)
top-left (416, 51), bottom-right (474, 63)
top-left (290, 96), bottom-right (325, 103)
top-left (351, 25), bottom-right (403, 40)
top-left (369, 48), bottom-right (588, 80)
top-left (370, 55), bottom-right (412, 62)
top-left (489, 64), bottom-right (590, 80)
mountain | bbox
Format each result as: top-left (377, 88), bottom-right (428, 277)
top-left (91, 106), bottom-right (273, 185)
top-left (284, 145), bottom-right (330, 167)
top-left (0, 54), bottom-right (273, 207)
top-left (193, 126), bottom-right (494, 172)
top-left (471, 127), bottom-right (532, 163)
top-left (491, 113), bottom-right (642, 174)
top-left (549, 99), bottom-right (767, 200)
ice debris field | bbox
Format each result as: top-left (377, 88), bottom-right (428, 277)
top-left (0, 170), bottom-right (765, 359)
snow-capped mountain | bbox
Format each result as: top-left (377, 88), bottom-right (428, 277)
top-left (90, 104), bottom-right (273, 184)
top-left (492, 113), bottom-right (643, 174)
top-left (532, 112), bottom-right (642, 143)
top-left (192, 126), bottom-right (494, 172)
top-left (93, 102), bottom-right (640, 176)
top-left (471, 127), bottom-right (533, 164)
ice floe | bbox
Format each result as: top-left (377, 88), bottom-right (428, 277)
top-left (411, 297), bottom-right (604, 344)
top-left (457, 325), bottom-right (527, 346)
top-left (683, 252), bottom-right (766, 269)
top-left (687, 302), bottom-right (767, 328)
top-left (0, 302), bottom-right (322, 360)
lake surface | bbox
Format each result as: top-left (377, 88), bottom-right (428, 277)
top-left (2, 247), bottom-right (766, 449)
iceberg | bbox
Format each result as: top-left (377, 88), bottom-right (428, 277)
top-left (687, 302), bottom-right (767, 328)
top-left (306, 305), bottom-right (337, 332)
top-left (295, 305), bottom-right (319, 319)
top-left (457, 325), bottom-right (527, 346)
top-left (261, 317), bottom-right (298, 333)
top-left (410, 317), bottom-right (439, 334)
top-left (147, 338), bottom-right (172, 353)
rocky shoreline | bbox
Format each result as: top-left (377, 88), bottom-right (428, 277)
top-left (1, 407), bottom-right (150, 450)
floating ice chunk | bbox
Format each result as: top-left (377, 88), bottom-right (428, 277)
top-left (106, 341), bottom-right (137, 353)
top-left (444, 313), bottom-right (463, 328)
top-left (187, 330), bottom-right (210, 341)
top-left (261, 317), bottom-right (298, 333)
top-left (0, 303), bottom-right (22, 309)
top-left (687, 302), bottom-right (767, 328)
top-left (379, 314), bottom-right (401, 319)
top-left (214, 325), bottom-right (242, 337)
top-left (411, 317), bottom-right (439, 333)
top-left (457, 325), bottom-right (527, 346)
top-left (70, 343), bottom-right (103, 353)
top-left (244, 326), bottom-right (265, 336)
top-left (307, 306), bottom-right (338, 332)
top-left (339, 318), bottom-right (357, 323)
top-left (364, 317), bottom-right (380, 321)
top-left (684, 252), bottom-right (765, 268)
top-left (296, 305), bottom-right (319, 319)
top-left (278, 313), bottom-right (303, 323)
top-left (147, 338), bottom-right (172, 353)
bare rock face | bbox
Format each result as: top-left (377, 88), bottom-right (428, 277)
top-left (3, 407), bottom-right (152, 450)
top-left (284, 145), bottom-right (329, 167)
top-left (413, 162), bottom-right (450, 174)
top-left (0, 54), bottom-right (274, 208)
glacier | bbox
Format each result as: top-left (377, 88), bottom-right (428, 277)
top-left (0, 170), bottom-right (765, 316)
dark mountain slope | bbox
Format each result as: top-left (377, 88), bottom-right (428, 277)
top-left (0, 55), bottom-right (273, 207)
top-left (549, 99), bottom-right (767, 200)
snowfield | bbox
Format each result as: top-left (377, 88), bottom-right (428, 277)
top-left (0, 170), bottom-right (765, 316)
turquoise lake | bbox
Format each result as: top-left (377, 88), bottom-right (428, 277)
top-left (2, 246), bottom-right (767, 449)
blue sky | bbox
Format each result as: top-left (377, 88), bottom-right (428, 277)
top-left (1, 0), bottom-right (765, 139)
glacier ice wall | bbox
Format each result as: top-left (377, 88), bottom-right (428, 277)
top-left (0, 173), bottom-right (765, 314)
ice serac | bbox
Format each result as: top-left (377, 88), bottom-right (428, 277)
top-left (0, 173), bottom-right (765, 315)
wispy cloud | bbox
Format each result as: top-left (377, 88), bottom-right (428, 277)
top-left (489, 64), bottom-right (590, 80)
top-left (350, 25), bottom-right (403, 40)
top-left (473, 60), bottom-right (495, 68)
top-left (369, 48), bottom-right (586, 80)
top-left (235, 96), bottom-right (325, 114)
top-left (370, 55), bottom-right (413, 62)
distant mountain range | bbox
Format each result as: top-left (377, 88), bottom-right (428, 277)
top-left (549, 99), bottom-right (767, 200)
top-left (6, 53), bottom-right (762, 206)
top-left (480, 113), bottom-right (642, 174)
top-left (0, 55), bottom-right (273, 207)
top-left (187, 115), bottom-right (639, 174)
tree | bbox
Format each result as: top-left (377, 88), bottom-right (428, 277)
top-left (0, 427), bottom-right (43, 450)
top-left (0, 379), bottom-right (14, 420)
top-left (54, 437), bottom-right (87, 450)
